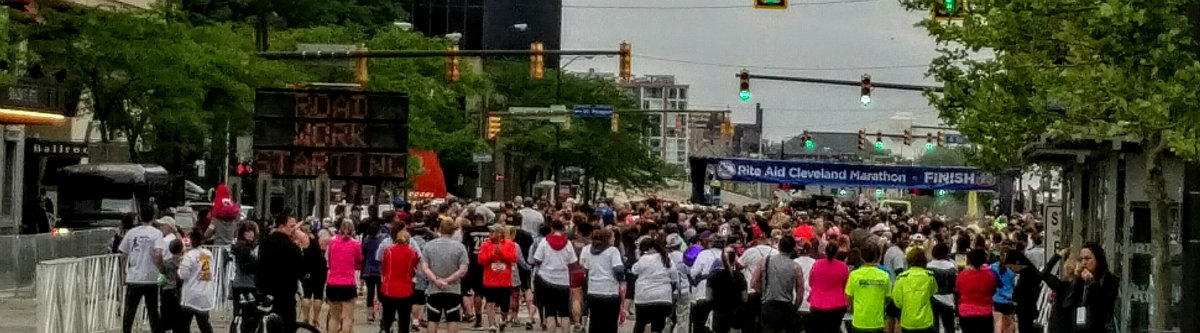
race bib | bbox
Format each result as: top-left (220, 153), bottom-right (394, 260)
top-left (491, 262), bottom-right (507, 271)
top-left (1075, 306), bottom-right (1088, 326)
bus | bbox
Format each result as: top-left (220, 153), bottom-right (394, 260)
top-left (55, 164), bottom-right (170, 230)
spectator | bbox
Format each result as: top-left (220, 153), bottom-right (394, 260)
top-left (119, 216), bottom-right (164, 333)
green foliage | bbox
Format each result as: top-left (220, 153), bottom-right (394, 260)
top-left (17, 8), bottom-right (306, 173)
top-left (899, 0), bottom-right (1200, 169)
top-left (485, 60), bottom-right (672, 191)
top-left (181, 0), bottom-right (410, 29)
top-left (915, 146), bottom-right (967, 166)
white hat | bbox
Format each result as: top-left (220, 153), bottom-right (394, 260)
top-left (157, 216), bottom-right (177, 227)
top-left (870, 223), bottom-right (889, 234)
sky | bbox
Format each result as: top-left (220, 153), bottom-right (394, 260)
top-left (559, 0), bottom-right (948, 142)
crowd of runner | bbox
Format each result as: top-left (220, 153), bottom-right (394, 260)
top-left (112, 187), bottom-right (1121, 333)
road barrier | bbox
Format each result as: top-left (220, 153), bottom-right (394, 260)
top-left (33, 244), bottom-right (236, 333)
top-left (0, 228), bottom-right (117, 298)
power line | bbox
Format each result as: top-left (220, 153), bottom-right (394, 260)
top-left (564, 0), bottom-right (879, 10)
top-left (634, 54), bottom-right (929, 71)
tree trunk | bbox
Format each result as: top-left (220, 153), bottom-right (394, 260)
top-left (1146, 131), bottom-right (1173, 330)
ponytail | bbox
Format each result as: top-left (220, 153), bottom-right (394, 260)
top-left (825, 242), bottom-right (839, 262)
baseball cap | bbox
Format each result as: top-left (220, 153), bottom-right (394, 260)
top-left (870, 223), bottom-right (889, 235)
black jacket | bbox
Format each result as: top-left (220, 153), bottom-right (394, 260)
top-left (1041, 254), bottom-right (1119, 333)
top-left (256, 232), bottom-right (305, 298)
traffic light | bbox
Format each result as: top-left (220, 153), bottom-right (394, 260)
top-left (936, 189), bottom-right (948, 198)
top-left (860, 74), bottom-right (872, 106)
top-left (530, 42), bottom-right (544, 79)
top-left (235, 162), bottom-right (254, 176)
top-left (802, 131), bottom-right (814, 149)
top-left (754, 0), bottom-right (787, 9)
top-left (487, 116), bottom-right (502, 140)
top-left (875, 131), bottom-right (884, 150)
top-left (739, 70), bottom-right (751, 102)
top-left (937, 131), bottom-right (946, 147)
top-left (619, 42), bottom-right (632, 81)
top-left (857, 129), bottom-right (867, 151)
top-left (903, 128), bottom-right (912, 146)
top-left (612, 113), bottom-right (620, 133)
top-left (926, 132), bottom-right (935, 151)
top-left (721, 116), bottom-right (734, 136)
top-left (933, 0), bottom-right (967, 21)
top-left (446, 45), bottom-right (460, 82)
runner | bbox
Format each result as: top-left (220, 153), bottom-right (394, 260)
top-left (926, 243), bottom-right (958, 333)
top-left (808, 243), bottom-right (849, 333)
top-left (421, 217), bottom-right (471, 333)
top-left (462, 213), bottom-right (491, 328)
top-left (479, 224), bottom-right (519, 332)
top-left (364, 220), bottom-right (386, 322)
top-left (380, 229), bottom-right (420, 333)
top-left (580, 228), bottom-right (625, 333)
top-left (300, 226), bottom-right (330, 328)
top-left (1000, 249), bottom-right (1041, 333)
top-left (957, 249), bottom-right (998, 333)
top-left (846, 242), bottom-right (890, 333)
top-left (892, 247), bottom-right (937, 333)
top-left (630, 235), bottom-right (677, 333)
top-left (737, 226), bottom-right (778, 333)
top-left (531, 219), bottom-right (577, 333)
top-left (326, 220), bottom-right (363, 333)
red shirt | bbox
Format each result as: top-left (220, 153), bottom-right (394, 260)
top-left (956, 266), bottom-right (998, 317)
top-left (381, 244), bottom-right (420, 298)
top-left (793, 224), bottom-right (814, 242)
top-left (478, 239), bottom-right (518, 288)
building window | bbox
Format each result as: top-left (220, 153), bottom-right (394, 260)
top-left (669, 88), bottom-right (678, 99)
top-left (678, 88), bottom-right (687, 100)
top-left (646, 87), bottom-right (663, 99)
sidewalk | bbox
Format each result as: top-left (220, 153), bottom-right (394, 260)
top-left (0, 297), bottom-right (38, 333)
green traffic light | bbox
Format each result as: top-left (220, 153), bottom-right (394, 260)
top-left (875, 189), bottom-right (884, 197)
top-left (805, 140), bottom-right (815, 149)
top-left (944, 0), bottom-right (955, 11)
top-left (875, 141), bottom-right (884, 150)
top-left (936, 189), bottom-right (948, 197)
top-left (739, 90), bottom-right (752, 102)
top-left (926, 142), bottom-right (935, 151)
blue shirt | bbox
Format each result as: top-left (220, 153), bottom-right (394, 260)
top-left (991, 263), bottom-right (1015, 304)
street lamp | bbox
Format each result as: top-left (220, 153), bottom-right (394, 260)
top-left (511, 23), bottom-right (529, 31)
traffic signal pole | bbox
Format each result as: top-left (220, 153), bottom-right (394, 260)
top-left (740, 73), bottom-right (945, 92)
top-left (259, 49), bottom-right (623, 60)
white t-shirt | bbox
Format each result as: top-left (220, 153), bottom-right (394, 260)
top-left (580, 245), bottom-right (624, 296)
top-left (532, 238), bottom-right (577, 287)
top-left (631, 252), bottom-right (678, 305)
top-left (792, 256), bottom-right (816, 312)
top-left (737, 245), bottom-right (778, 294)
top-left (179, 248), bottom-right (217, 312)
top-left (119, 225), bottom-right (164, 284)
top-left (689, 248), bottom-right (722, 302)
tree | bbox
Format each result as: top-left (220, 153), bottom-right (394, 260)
top-left (915, 146), bottom-right (967, 167)
top-left (485, 60), bottom-right (672, 193)
top-left (899, 0), bottom-right (1200, 329)
top-left (181, 0), bottom-right (410, 29)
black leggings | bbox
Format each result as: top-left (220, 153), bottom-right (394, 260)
top-left (634, 303), bottom-right (673, 333)
top-left (381, 295), bottom-right (414, 333)
top-left (364, 276), bottom-right (382, 310)
top-left (587, 294), bottom-right (622, 333)
top-left (691, 300), bottom-right (712, 333)
top-left (809, 307), bottom-right (847, 333)
top-left (931, 301), bottom-right (956, 333)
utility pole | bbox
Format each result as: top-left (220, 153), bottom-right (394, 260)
top-left (755, 102), bottom-right (763, 200)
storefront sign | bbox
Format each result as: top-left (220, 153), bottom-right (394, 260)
top-left (28, 140), bottom-right (88, 157)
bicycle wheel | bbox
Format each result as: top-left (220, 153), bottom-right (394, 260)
top-left (295, 322), bottom-right (321, 333)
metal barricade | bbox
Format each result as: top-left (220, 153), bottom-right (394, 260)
top-left (0, 228), bottom-right (118, 298)
top-left (36, 254), bottom-right (124, 333)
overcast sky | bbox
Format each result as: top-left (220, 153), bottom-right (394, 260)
top-left (560, 0), bottom-right (947, 142)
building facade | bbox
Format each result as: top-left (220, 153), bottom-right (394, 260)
top-left (409, 0), bottom-right (562, 67)
top-left (620, 75), bottom-right (730, 168)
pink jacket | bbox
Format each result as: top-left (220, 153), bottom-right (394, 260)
top-left (327, 236), bottom-right (363, 287)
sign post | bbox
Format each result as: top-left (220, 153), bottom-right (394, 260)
top-left (1044, 203), bottom-right (1063, 263)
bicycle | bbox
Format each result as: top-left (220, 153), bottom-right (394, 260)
top-left (230, 293), bottom-right (321, 333)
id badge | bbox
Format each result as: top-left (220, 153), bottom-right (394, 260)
top-left (491, 262), bottom-right (507, 271)
top-left (1075, 306), bottom-right (1088, 326)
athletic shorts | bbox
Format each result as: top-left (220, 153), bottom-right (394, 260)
top-left (518, 269), bottom-right (532, 290)
top-left (464, 268), bottom-right (483, 295)
top-left (886, 302), bottom-right (901, 318)
top-left (411, 289), bottom-right (427, 305)
top-left (302, 279), bottom-right (325, 300)
top-left (482, 287), bottom-right (512, 313)
top-left (325, 285), bottom-right (356, 302)
top-left (535, 277), bottom-right (571, 318)
top-left (994, 302), bottom-right (1016, 315)
top-left (426, 293), bottom-right (463, 323)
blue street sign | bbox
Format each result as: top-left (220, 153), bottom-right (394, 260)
top-left (572, 105), bottom-right (615, 118)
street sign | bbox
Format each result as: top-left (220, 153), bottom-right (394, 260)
top-left (472, 152), bottom-right (493, 163)
top-left (1044, 203), bottom-right (1062, 263)
top-left (573, 105), bottom-right (615, 118)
